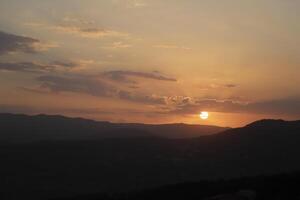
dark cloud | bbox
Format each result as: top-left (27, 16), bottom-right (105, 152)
top-left (58, 26), bottom-right (108, 36)
top-left (0, 61), bottom-right (78, 73)
top-left (103, 70), bottom-right (177, 83)
top-left (0, 31), bottom-right (41, 55)
top-left (225, 84), bottom-right (238, 88)
top-left (199, 83), bottom-right (238, 90)
top-left (53, 24), bottom-right (127, 38)
top-left (37, 75), bottom-right (117, 97)
top-left (1, 62), bottom-right (175, 106)
top-left (164, 99), bottom-right (233, 115)
top-left (0, 62), bottom-right (48, 73)
top-left (103, 71), bottom-right (137, 84)
top-left (19, 87), bottom-right (50, 94)
top-left (50, 61), bottom-right (77, 68)
top-left (35, 74), bottom-right (168, 105)
top-left (165, 97), bottom-right (300, 117)
top-left (118, 90), bottom-right (166, 105)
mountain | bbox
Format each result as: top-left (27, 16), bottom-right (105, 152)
top-left (0, 113), bottom-right (228, 142)
top-left (222, 119), bottom-right (300, 136)
top-left (1, 114), bottom-right (300, 200)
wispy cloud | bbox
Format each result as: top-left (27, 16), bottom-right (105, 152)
top-left (0, 31), bottom-right (55, 55)
top-left (53, 26), bottom-right (128, 38)
top-left (118, 90), bottom-right (166, 105)
top-left (102, 41), bottom-right (132, 49)
top-left (35, 73), bottom-right (168, 105)
top-left (0, 61), bottom-right (78, 74)
top-left (103, 70), bottom-right (177, 83)
top-left (198, 83), bottom-right (238, 90)
top-left (37, 75), bottom-right (117, 97)
top-left (25, 18), bottom-right (128, 39)
top-left (161, 97), bottom-right (300, 117)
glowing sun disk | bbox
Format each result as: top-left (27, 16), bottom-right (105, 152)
top-left (200, 111), bottom-right (209, 120)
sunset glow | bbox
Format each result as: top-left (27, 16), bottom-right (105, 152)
top-left (0, 0), bottom-right (300, 127)
top-left (2, 2), bottom-right (300, 200)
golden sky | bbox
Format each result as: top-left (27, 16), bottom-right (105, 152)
top-left (0, 0), bottom-right (299, 127)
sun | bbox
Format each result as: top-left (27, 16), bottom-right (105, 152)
top-left (199, 111), bottom-right (209, 120)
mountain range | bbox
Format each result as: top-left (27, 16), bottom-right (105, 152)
top-left (1, 113), bottom-right (300, 200)
top-left (0, 113), bottom-right (229, 142)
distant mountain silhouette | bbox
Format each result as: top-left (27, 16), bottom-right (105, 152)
top-left (213, 118), bottom-right (300, 144)
top-left (0, 113), bottom-right (228, 142)
top-left (1, 113), bottom-right (300, 200)
top-left (245, 119), bottom-right (300, 132)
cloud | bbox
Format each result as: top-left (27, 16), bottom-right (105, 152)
top-left (7, 60), bottom-right (292, 118)
top-left (0, 31), bottom-right (50, 55)
top-left (35, 73), bottom-right (169, 105)
top-left (103, 70), bottom-right (177, 83)
top-left (160, 98), bottom-right (244, 115)
top-left (166, 96), bottom-right (192, 105)
top-left (18, 63), bottom-right (299, 116)
top-left (163, 97), bottom-right (300, 117)
top-left (3, 62), bottom-right (176, 106)
top-left (118, 90), bottom-right (166, 105)
top-left (62, 16), bottom-right (94, 26)
top-left (49, 61), bottom-right (78, 68)
top-left (53, 26), bottom-right (128, 38)
top-left (0, 62), bottom-right (50, 73)
top-left (0, 61), bottom-right (78, 73)
top-left (37, 75), bottom-right (117, 97)
top-left (29, 41), bottom-right (59, 51)
top-left (25, 19), bottom-right (128, 39)
top-left (225, 84), bottom-right (238, 88)
top-left (102, 41), bottom-right (132, 49)
top-left (198, 83), bottom-right (238, 90)
top-left (0, 60), bottom-right (175, 105)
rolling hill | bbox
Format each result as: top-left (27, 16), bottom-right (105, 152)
top-left (1, 114), bottom-right (300, 200)
top-left (0, 113), bottom-right (229, 142)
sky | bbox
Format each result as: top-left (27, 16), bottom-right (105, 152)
top-left (0, 0), bottom-right (299, 127)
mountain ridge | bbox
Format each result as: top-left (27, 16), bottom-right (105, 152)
top-left (1, 113), bottom-right (300, 199)
top-left (0, 113), bottom-right (229, 142)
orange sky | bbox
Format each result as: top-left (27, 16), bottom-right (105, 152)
top-left (0, 0), bottom-right (300, 127)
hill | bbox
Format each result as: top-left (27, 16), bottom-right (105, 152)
top-left (1, 114), bottom-right (300, 199)
top-left (0, 113), bottom-right (228, 142)
top-left (55, 172), bottom-right (300, 200)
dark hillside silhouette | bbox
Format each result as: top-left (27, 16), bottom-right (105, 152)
top-left (0, 113), bottom-right (228, 143)
top-left (1, 114), bottom-right (300, 199)
top-left (54, 172), bottom-right (300, 200)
